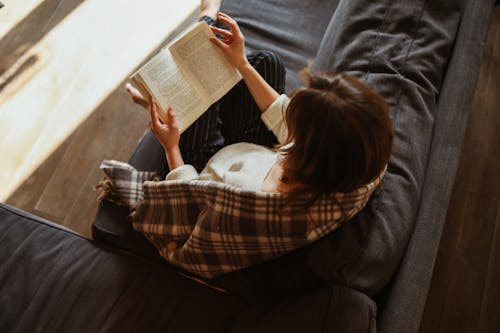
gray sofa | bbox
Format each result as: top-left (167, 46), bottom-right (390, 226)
top-left (1, 0), bottom-right (495, 332)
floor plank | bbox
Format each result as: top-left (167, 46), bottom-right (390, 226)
top-left (5, 133), bottom-right (74, 219)
top-left (466, 10), bottom-right (500, 197)
top-left (418, 160), bottom-right (471, 332)
top-left (438, 193), bottom-right (498, 333)
top-left (477, 201), bottom-right (500, 333)
top-left (34, 87), bottom-right (148, 221)
top-left (61, 88), bottom-right (149, 236)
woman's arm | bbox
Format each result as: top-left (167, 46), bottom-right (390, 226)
top-left (149, 100), bottom-right (184, 170)
top-left (210, 12), bottom-right (279, 112)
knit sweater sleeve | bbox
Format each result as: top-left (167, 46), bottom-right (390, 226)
top-left (165, 165), bottom-right (199, 181)
top-left (260, 94), bottom-right (290, 144)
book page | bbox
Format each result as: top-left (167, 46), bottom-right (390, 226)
top-left (134, 50), bottom-right (206, 132)
top-left (130, 76), bottom-right (151, 101)
top-left (169, 22), bottom-right (242, 104)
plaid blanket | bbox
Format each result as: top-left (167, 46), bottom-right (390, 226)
top-left (98, 160), bottom-right (384, 278)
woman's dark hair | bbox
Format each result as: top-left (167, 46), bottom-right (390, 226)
top-left (280, 68), bottom-right (394, 198)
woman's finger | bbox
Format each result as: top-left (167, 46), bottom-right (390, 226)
top-left (217, 12), bottom-right (241, 34)
top-left (149, 99), bottom-right (161, 129)
top-left (148, 98), bottom-right (155, 120)
top-left (210, 35), bottom-right (229, 49)
top-left (210, 26), bottom-right (232, 39)
top-left (217, 12), bottom-right (234, 26)
top-left (218, 12), bottom-right (232, 20)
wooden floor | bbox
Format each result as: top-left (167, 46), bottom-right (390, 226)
top-left (1, 2), bottom-right (499, 332)
top-left (0, 0), bottom-right (198, 237)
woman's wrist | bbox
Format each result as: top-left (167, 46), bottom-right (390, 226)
top-left (236, 60), bottom-right (252, 75)
top-left (164, 145), bottom-right (184, 170)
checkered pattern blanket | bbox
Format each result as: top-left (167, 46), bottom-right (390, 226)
top-left (98, 160), bottom-right (384, 278)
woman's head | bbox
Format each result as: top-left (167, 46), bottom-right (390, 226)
top-left (280, 69), bottom-right (394, 196)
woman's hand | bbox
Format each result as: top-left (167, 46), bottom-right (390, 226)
top-left (209, 12), bottom-right (249, 70)
top-left (210, 13), bottom-right (280, 113)
top-left (149, 99), bottom-right (180, 151)
top-left (149, 99), bottom-right (185, 170)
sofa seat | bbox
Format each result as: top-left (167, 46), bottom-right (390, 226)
top-left (0, 204), bottom-right (243, 332)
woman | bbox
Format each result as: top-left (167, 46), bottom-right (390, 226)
top-left (127, 11), bottom-right (393, 199)
top-left (111, 3), bottom-right (395, 278)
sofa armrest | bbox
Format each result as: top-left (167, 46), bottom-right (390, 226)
top-left (378, 1), bottom-right (496, 332)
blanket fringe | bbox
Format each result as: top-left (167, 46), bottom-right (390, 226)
top-left (93, 178), bottom-right (114, 204)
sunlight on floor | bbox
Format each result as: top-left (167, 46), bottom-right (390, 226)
top-left (0, 0), bottom-right (198, 201)
top-left (0, 0), bottom-right (44, 39)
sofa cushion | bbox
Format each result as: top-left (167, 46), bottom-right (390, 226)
top-left (304, 0), bottom-right (462, 295)
top-left (0, 203), bottom-right (242, 333)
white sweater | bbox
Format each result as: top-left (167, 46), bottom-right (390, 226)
top-left (166, 94), bottom-right (290, 190)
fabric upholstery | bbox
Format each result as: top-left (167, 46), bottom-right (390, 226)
top-left (0, 204), bottom-right (242, 333)
top-left (230, 285), bottom-right (377, 333)
top-left (305, 0), bottom-right (462, 295)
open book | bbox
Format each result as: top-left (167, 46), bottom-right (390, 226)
top-left (130, 21), bottom-right (242, 133)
